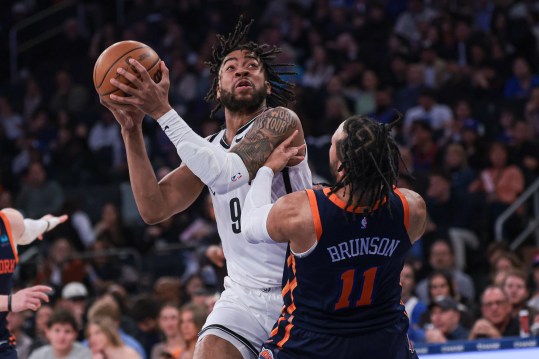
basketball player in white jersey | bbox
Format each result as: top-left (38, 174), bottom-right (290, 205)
top-left (100, 17), bottom-right (312, 359)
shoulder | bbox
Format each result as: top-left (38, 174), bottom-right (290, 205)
top-left (0, 208), bottom-right (24, 239)
top-left (71, 342), bottom-right (92, 356)
top-left (122, 345), bottom-right (142, 358)
top-left (28, 345), bottom-right (52, 358)
top-left (268, 191), bottom-right (312, 240)
top-left (273, 190), bottom-right (310, 217)
top-left (395, 188), bottom-right (427, 243)
top-left (259, 107), bottom-right (301, 127)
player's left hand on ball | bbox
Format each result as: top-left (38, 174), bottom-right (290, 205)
top-left (109, 59), bottom-right (172, 119)
top-left (264, 130), bottom-right (306, 174)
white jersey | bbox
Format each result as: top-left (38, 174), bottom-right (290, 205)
top-left (207, 116), bottom-right (312, 289)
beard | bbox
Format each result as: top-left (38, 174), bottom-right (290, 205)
top-left (220, 85), bottom-right (266, 113)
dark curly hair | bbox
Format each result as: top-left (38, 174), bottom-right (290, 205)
top-left (330, 113), bottom-right (403, 215)
top-left (204, 16), bottom-right (296, 118)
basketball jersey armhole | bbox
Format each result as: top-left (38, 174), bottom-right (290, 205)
top-left (305, 190), bottom-right (323, 240)
top-left (0, 212), bottom-right (18, 263)
top-left (393, 188), bottom-right (410, 232)
top-left (290, 240), bottom-right (318, 258)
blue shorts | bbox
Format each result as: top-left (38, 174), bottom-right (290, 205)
top-left (259, 314), bottom-right (418, 359)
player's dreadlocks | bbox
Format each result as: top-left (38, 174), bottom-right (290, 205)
top-left (330, 113), bottom-right (403, 216)
top-left (204, 16), bottom-right (296, 118)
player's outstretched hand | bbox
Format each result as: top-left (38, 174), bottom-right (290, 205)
top-left (109, 59), bottom-right (172, 120)
top-left (37, 214), bottom-right (69, 240)
top-left (12, 285), bottom-right (52, 312)
top-left (264, 130), bottom-right (306, 174)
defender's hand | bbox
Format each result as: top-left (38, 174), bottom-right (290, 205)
top-left (109, 60), bottom-right (172, 119)
top-left (263, 130), bottom-right (305, 174)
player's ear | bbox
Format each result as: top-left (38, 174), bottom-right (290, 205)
top-left (216, 83), bottom-right (221, 100)
top-left (265, 81), bottom-right (271, 95)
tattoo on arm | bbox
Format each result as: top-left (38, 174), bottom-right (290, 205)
top-left (231, 107), bottom-right (297, 179)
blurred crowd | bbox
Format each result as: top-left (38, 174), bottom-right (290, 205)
top-left (2, 0), bottom-right (539, 357)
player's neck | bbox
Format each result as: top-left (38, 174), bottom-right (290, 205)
top-left (223, 105), bottom-right (267, 137)
top-left (333, 187), bottom-right (372, 208)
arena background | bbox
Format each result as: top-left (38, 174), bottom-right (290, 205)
top-left (1, 0), bottom-right (539, 358)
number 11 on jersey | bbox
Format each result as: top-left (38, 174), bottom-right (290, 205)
top-left (335, 267), bottom-right (378, 310)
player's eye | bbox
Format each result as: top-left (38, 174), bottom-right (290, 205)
top-left (225, 65), bottom-right (235, 71)
top-left (248, 63), bottom-right (258, 69)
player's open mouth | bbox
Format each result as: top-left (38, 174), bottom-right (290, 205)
top-left (236, 80), bottom-right (253, 89)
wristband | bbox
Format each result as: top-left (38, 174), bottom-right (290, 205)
top-left (7, 294), bottom-right (12, 312)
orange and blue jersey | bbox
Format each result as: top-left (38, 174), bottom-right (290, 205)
top-left (261, 188), bottom-right (417, 359)
top-left (0, 212), bottom-right (17, 345)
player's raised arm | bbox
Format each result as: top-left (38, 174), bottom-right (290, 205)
top-left (100, 98), bottom-right (205, 224)
top-left (230, 106), bottom-right (305, 179)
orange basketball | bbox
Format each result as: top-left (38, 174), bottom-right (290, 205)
top-left (93, 40), bottom-right (162, 97)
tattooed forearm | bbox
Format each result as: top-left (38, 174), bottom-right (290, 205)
top-left (231, 107), bottom-right (299, 179)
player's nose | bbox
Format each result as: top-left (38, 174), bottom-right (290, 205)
top-left (235, 68), bottom-right (249, 77)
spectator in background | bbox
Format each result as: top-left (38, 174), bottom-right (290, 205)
top-left (502, 269), bottom-right (536, 320)
top-left (354, 69), bottom-right (378, 115)
top-left (7, 311), bottom-right (33, 359)
top-left (489, 251), bottom-right (524, 287)
top-left (425, 296), bottom-right (469, 343)
top-left (528, 254), bottom-right (539, 311)
top-left (468, 141), bottom-right (525, 237)
top-left (302, 45), bottom-right (335, 90)
top-left (15, 161), bottom-right (64, 218)
top-left (49, 70), bottom-right (89, 116)
top-left (153, 278), bottom-right (183, 308)
top-left (418, 42), bottom-right (447, 89)
top-left (393, 0), bottom-right (438, 48)
top-left (400, 261), bottom-right (427, 342)
top-left (442, 142), bottom-right (477, 199)
top-left (87, 296), bottom-right (146, 359)
top-left (86, 239), bottom-right (124, 293)
top-left (87, 316), bottom-right (141, 359)
top-left (29, 309), bottom-right (91, 359)
top-left (416, 240), bottom-right (476, 304)
top-left (404, 88), bottom-right (453, 144)
top-left (59, 282), bottom-right (88, 339)
top-left (370, 86), bottom-right (395, 124)
top-left (410, 120), bottom-right (439, 172)
top-left (151, 304), bottom-right (184, 359)
top-left (131, 296), bottom-right (161, 358)
top-left (504, 57), bottom-right (539, 99)
top-left (179, 304), bottom-right (207, 359)
top-left (524, 86), bottom-right (539, 136)
top-left (23, 78), bottom-right (42, 121)
top-left (394, 63), bottom-right (424, 113)
top-left (469, 286), bottom-right (519, 339)
top-left (88, 110), bottom-right (123, 176)
top-left (28, 305), bottom-right (53, 354)
top-left (93, 202), bottom-right (129, 248)
top-left (33, 237), bottom-right (87, 289)
top-left (0, 96), bottom-right (24, 141)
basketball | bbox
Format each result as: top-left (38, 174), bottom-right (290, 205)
top-left (93, 40), bottom-right (162, 97)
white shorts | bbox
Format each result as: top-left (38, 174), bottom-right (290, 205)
top-left (198, 276), bottom-right (283, 359)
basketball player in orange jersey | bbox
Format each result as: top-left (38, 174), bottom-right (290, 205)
top-left (100, 17), bottom-right (312, 359)
top-left (0, 208), bottom-right (67, 358)
top-left (242, 115), bottom-right (427, 359)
